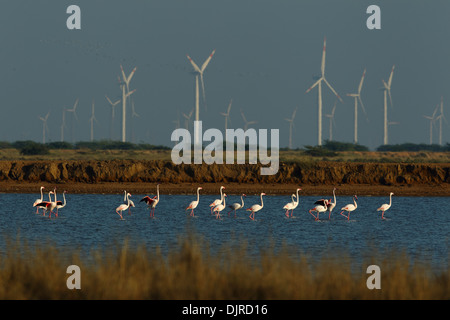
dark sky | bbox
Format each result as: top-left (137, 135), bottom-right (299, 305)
top-left (1, 0), bottom-right (449, 149)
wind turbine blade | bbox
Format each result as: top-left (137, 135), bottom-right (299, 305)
top-left (240, 109), bottom-right (247, 123)
top-left (321, 37), bottom-right (326, 77)
top-left (358, 97), bottom-right (369, 123)
top-left (186, 55), bottom-right (201, 73)
top-left (358, 69), bottom-right (366, 94)
top-left (292, 106), bottom-right (298, 120)
top-left (388, 89), bottom-right (393, 108)
top-left (127, 67), bottom-right (137, 83)
top-left (323, 78), bottom-right (343, 102)
top-left (120, 65), bottom-right (126, 82)
top-left (73, 98), bottom-right (79, 111)
top-left (200, 74), bottom-right (207, 111)
top-left (388, 65), bottom-right (395, 87)
top-left (126, 89), bottom-right (136, 98)
top-left (105, 95), bottom-right (113, 105)
top-left (201, 49), bottom-right (216, 72)
top-left (331, 101), bottom-right (337, 116)
top-left (305, 78), bottom-right (322, 93)
top-left (227, 99), bottom-right (233, 113)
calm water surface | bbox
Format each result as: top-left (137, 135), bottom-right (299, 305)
top-left (0, 193), bottom-right (448, 270)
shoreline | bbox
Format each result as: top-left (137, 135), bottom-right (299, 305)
top-left (1, 181), bottom-right (449, 196)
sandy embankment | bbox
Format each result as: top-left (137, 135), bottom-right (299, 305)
top-left (0, 160), bottom-right (448, 196)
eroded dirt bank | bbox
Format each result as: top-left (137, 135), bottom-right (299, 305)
top-left (0, 160), bottom-right (448, 196)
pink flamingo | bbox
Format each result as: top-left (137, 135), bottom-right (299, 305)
top-left (309, 199), bottom-right (328, 221)
top-left (186, 187), bottom-right (202, 217)
top-left (32, 186), bottom-right (45, 214)
top-left (377, 192), bottom-right (393, 219)
top-left (209, 186), bottom-right (225, 214)
top-left (227, 194), bottom-right (246, 217)
top-left (340, 195), bottom-right (358, 220)
top-left (246, 193), bottom-right (265, 220)
top-left (140, 184), bottom-right (160, 217)
top-left (283, 188), bottom-right (301, 218)
top-left (213, 193), bottom-right (227, 219)
top-left (36, 190), bottom-right (54, 217)
top-left (116, 193), bottom-right (132, 220)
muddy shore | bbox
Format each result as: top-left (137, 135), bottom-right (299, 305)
top-left (0, 160), bottom-right (448, 196)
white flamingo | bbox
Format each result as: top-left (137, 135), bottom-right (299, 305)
top-left (283, 194), bottom-right (297, 218)
top-left (55, 190), bottom-right (67, 216)
top-left (283, 188), bottom-right (301, 218)
top-left (32, 186), bottom-right (45, 214)
top-left (326, 187), bottom-right (337, 219)
top-left (36, 190), bottom-right (54, 217)
top-left (116, 193), bottom-right (132, 220)
top-left (213, 193), bottom-right (227, 219)
top-left (377, 192), bottom-right (394, 219)
top-left (228, 194), bottom-right (246, 217)
top-left (309, 199), bottom-right (328, 221)
top-left (186, 187), bottom-right (202, 217)
top-left (140, 184), bottom-right (160, 217)
top-left (123, 190), bottom-right (135, 215)
top-left (246, 193), bottom-right (265, 220)
top-left (209, 186), bottom-right (226, 214)
top-left (340, 195), bottom-right (358, 220)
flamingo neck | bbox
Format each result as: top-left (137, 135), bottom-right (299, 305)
top-left (241, 195), bottom-right (245, 206)
top-left (62, 192), bottom-right (66, 206)
top-left (196, 188), bottom-right (200, 201)
top-left (40, 188), bottom-right (44, 201)
top-left (295, 189), bottom-right (300, 204)
top-left (157, 185), bottom-right (160, 200)
top-left (333, 189), bottom-right (336, 204)
top-left (260, 194), bottom-right (264, 207)
top-left (389, 193), bottom-right (392, 206)
top-left (48, 191), bottom-right (53, 202)
top-left (353, 196), bottom-right (357, 207)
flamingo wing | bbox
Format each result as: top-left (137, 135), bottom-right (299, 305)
top-left (140, 196), bottom-right (155, 205)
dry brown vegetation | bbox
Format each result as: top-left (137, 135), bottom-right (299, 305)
top-left (0, 235), bottom-right (448, 300)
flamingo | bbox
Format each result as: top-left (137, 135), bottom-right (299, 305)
top-left (283, 194), bottom-right (297, 218)
top-left (227, 194), bottom-right (246, 217)
top-left (116, 193), bottom-right (132, 220)
top-left (283, 188), bottom-right (302, 218)
top-left (209, 186), bottom-right (226, 214)
top-left (377, 192), bottom-right (394, 219)
top-left (48, 188), bottom-right (58, 218)
top-left (186, 187), bottom-right (202, 217)
top-left (123, 190), bottom-right (135, 215)
top-left (36, 190), bottom-right (55, 217)
top-left (213, 193), bottom-right (227, 219)
top-left (326, 187), bottom-right (337, 219)
top-left (246, 193), bottom-right (265, 220)
top-left (32, 186), bottom-right (45, 214)
top-left (340, 195), bottom-right (358, 220)
top-left (309, 199), bottom-right (328, 221)
top-left (140, 184), bottom-right (160, 217)
top-left (55, 190), bottom-right (67, 216)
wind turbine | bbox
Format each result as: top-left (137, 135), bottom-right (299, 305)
top-left (105, 94), bottom-right (121, 140)
top-left (346, 69), bottom-right (368, 144)
top-left (186, 49), bottom-right (215, 148)
top-left (423, 105), bottom-right (439, 145)
top-left (60, 108), bottom-right (66, 142)
top-left (38, 111), bottom-right (50, 144)
top-left (240, 109), bottom-right (257, 131)
top-left (381, 65), bottom-right (395, 145)
top-left (220, 99), bottom-right (233, 131)
top-left (186, 49), bottom-right (216, 118)
top-left (182, 108), bottom-right (194, 131)
top-left (305, 37), bottom-right (343, 146)
top-left (89, 100), bottom-right (98, 142)
top-left (284, 107), bottom-right (298, 149)
top-left (324, 101), bottom-right (337, 141)
top-left (119, 65), bottom-right (137, 142)
top-left (66, 98), bottom-right (79, 143)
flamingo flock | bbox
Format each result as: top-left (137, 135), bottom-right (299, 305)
top-left (30, 185), bottom-right (396, 221)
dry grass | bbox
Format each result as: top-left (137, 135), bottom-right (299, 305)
top-left (0, 235), bottom-right (448, 300)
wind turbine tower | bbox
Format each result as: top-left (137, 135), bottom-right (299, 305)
top-left (346, 69), bottom-right (367, 144)
top-left (284, 107), bottom-right (297, 149)
top-left (382, 65), bottom-right (395, 145)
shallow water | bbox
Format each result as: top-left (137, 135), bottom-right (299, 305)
top-left (1, 193), bottom-right (448, 270)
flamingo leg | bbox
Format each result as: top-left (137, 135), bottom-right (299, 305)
top-left (285, 210), bottom-right (289, 218)
top-left (309, 210), bottom-right (318, 220)
top-left (116, 210), bottom-right (123, 219)
top-left (381, 211), bottom-right (385, 219)
top-left (290, 209), bottom-right (294, 218)
top-left (328, 211), bottom-right (331, 220)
